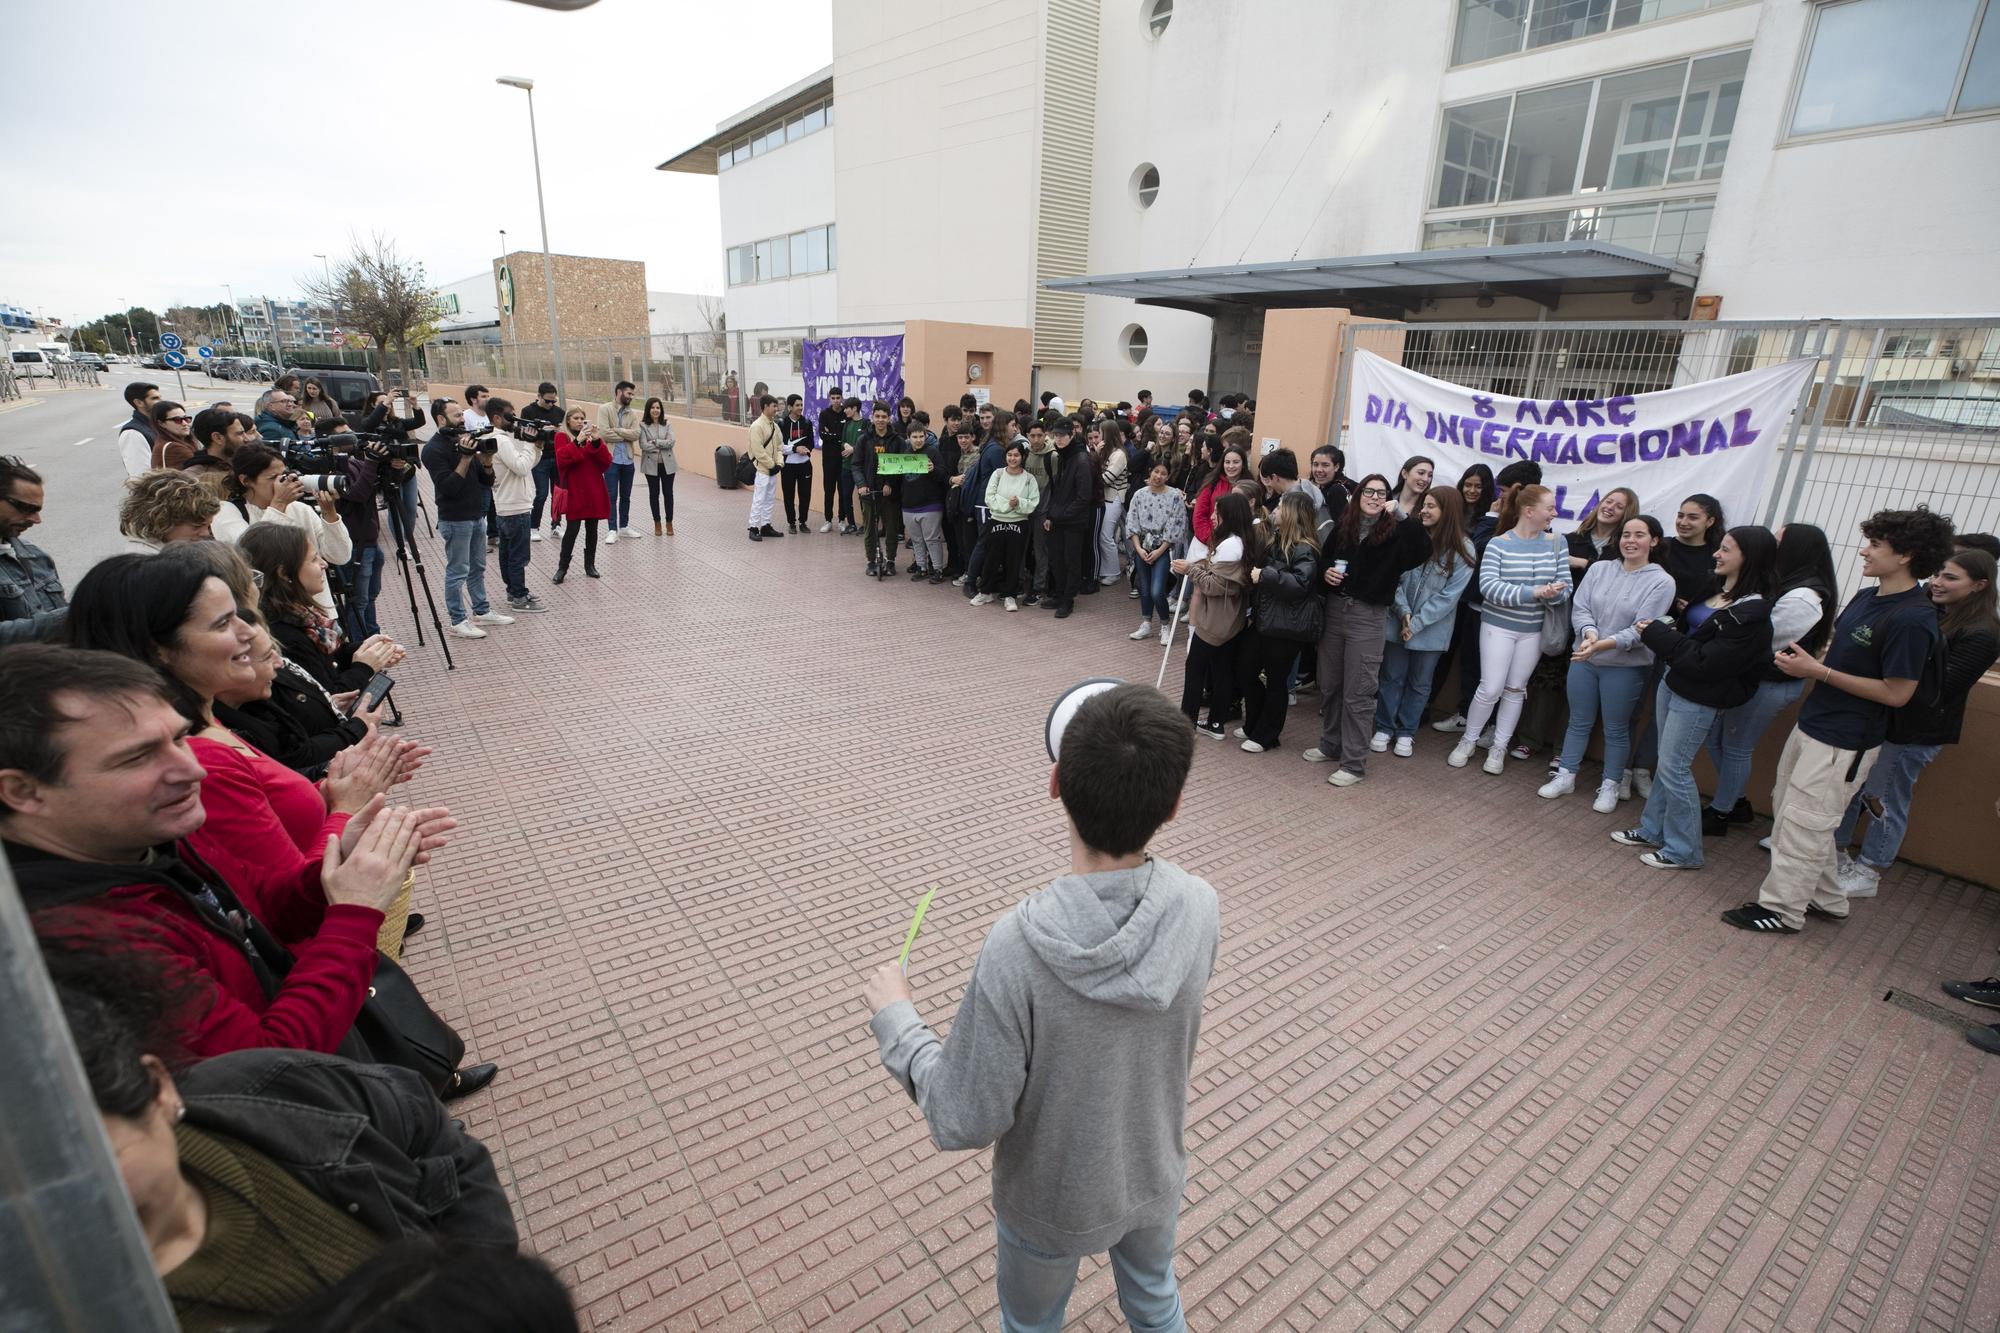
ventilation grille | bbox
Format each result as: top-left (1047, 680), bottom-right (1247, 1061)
top-left (1033, 0), bottom-right (1100, 368)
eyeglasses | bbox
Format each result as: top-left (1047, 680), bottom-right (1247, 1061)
top-left (1359, 487), bottom-right (1390, 499)
top-left (164, 415), bottom-right (193, 424)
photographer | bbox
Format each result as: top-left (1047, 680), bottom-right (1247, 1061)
top-left (419, 398), bottom-right (511, 640)
top-left (355, 391), bottom-right (425, 558)
top-left (486, 397), bottom-right (548, 614)
top-left (211, 443), bottom-right (352, 619)
top-left (520, 382), bottom-right (565, 541)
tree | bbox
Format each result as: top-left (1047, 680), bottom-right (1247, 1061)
top-left (76, 308), bottom-right (160, 356)
top-left (302, 236), bottom-right (442, 390)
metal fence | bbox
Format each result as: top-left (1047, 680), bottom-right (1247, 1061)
top-left (421, 321), bottom-right (903, 425)
top-left (1331, 318), bottom-right (2000, 595)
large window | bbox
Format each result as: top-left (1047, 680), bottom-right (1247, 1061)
top-left (1422, 196), bottom-right (1716, 263)
top-left (1788, 0), bottom-right (2000, 137)
top-left (1432, 51), bottom-right (1746, 209)
top-left (724, 225), bottom-right (837, 286)
top-left (1452, 0), bottom-right (1736, 66)
top-left (715, 97), bottom-right (834, 171)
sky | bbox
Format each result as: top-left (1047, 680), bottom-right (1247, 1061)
top-left (0, 0), bottom-right (831, 326)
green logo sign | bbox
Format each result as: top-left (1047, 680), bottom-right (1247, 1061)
top-left (498, 265), bottom-right (515, 315)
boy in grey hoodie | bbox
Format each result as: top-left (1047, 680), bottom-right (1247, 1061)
top-left (865, 684), bottom-right (1216, 1332)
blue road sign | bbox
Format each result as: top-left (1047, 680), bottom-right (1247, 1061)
top-left (162, 350), bottom-right (187, 369)
top-left (197, 345), bottom-right (214, 359)
top-left (158, 332), bottom-right (183, 351)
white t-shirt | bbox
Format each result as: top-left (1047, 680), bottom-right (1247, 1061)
top-left (463, 406), bottom-right (491, 432)
top-left (1185, 535), bottom-right (1244, 564)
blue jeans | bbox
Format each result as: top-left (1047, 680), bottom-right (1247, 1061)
top-left (604, 461), bottom-right (636, 530)
top-left (1705, 677), bottom-right (1805, 811)
top-left (1558, 661), bottom-right (1647, 780)
top-left (1635, 689), bottom-right (1718, 867)
top-left (438, 518), bottom-right (490, 623)
top-left (1375, 641), bottom-right (1444, 738)
top-left (1834, 740), bottom-right (1941, 869)
top-left (1629, 658), bottom-right (1667, 771)
top-left (496, 513), bottom-right (532, 601)
top-left (995, 1217), bottom-right (1184, 1333)
top-left (531, 458), bottom-right (557, 529)
top-left (1136, 554), bottom-right (1172, 620)
top-left (341, 544), bottom-right (384, 640)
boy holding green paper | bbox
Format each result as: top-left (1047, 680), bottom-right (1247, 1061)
top-left (865, 685), bottom-right (1215, 1332)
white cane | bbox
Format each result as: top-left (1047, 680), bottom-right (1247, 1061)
top-left (1155, 573), bottom-right (1193, 689)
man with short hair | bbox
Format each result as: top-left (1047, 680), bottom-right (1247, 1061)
top-left (864, 682), bottom-right (1214, 1332)
top-left (0, 456), bottom-right (64, 644)
top-left (486, 397), bottom-right (547, 614)
top-left (854, 402), bottom-right (910, 574)
top-left (462, 384), bottom-right (492, 433)
top-left (1258, 447), bottom-right (1326, 519)
top-left (520, 381), bottom-right (565, 542)
top-left (182, 408), bottom-right (255, 484)
top-left (1041, 419), bottom-right (1093, 619)
top-left (118, 382), bottom-right (163, 476)
top-left (119, 469), bottom-right (220, 552)
top-left (1040, 388), bottom-right (1067, 417)
top-left (1136, 389), bottom-right (1153, 414)
top-left (838, 398), bottom-right (865, 535)
top-left (744, 394), bottom-right (785, 542)
top-left (596, 380), bottom-right (643, 542)
top-left (420, 398), bottom-right (514, 639)
top-left (816, 387), bottom-right (851, 533)
top-left (255, 388), bottom-right (300, 444)
top-left (779, 393), bottom-right (815, 534)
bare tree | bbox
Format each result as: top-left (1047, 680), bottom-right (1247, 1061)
top-left (695, 293), bottom-right (727, 359)
top-left (302, 236), bottom-right (441, 390)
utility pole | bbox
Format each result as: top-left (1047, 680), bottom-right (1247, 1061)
top-left (497, 77), bottom-right (567, 406)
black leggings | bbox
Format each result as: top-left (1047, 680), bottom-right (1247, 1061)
top-left (782, 462), bottom-right (813, 525)
top-left (1180, 632), bottom-right (1242, 724)
top-left (646, 472), bottom-right (676, 523)
top-left (559, 517), bottom-right (599, 568)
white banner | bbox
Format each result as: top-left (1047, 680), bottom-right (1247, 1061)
top-left (1345, 350), bottom-right (1817, 528)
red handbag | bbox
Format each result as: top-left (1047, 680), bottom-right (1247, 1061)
top-left (550, 485), bottom-right (570, 520)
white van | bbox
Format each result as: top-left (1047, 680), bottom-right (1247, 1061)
top-left (9, 348), bottom-right (54, 378)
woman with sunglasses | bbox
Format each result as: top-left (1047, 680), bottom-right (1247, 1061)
top-left (147, 402), bottom-right (198, 469)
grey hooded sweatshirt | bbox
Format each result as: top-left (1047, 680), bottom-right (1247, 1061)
top-left (869, 858), bottom-right (1219, 1255)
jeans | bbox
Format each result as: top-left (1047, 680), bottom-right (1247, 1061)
top-left (531, 458), bottom-right (557, 529)
top-left (1557, 661), bottom-right (1647, 781)
top-left (1375, 641), bottom-right (1444, 739)
top-left (1835, 740), bottom-right (1941, 870)
top-left (1635, 689), bottom-right (1719, 867)
top-left (438, 518), bottom-right (490, 623)
top-left (994, 1217), bottom-right (1185, 1333)
top-left (496, 513), bottom-right (532, 600)
top-left (646, 470), bottom-right (676, 523)
top-left (1461, 624), bottom-right (1540, 750)
top-left (341, 544), bottom-right (384, 640)
top-left (389, 472), bottom-right (420, 551)
top-left (824, 466), bottom-right (854, 524)
top-left (1629, 658), bottom-right (1668, 771)
top-left (1096, 497), bottom-right (1127, 582)
top-left (604, 461), bottom-right (636, 530)
top-left (1135, 554), bottom-right (1173, 620)
top-left (1704, 677), bottom-right (1805, 812)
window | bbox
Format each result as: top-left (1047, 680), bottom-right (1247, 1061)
top-left (727, 245), bottom-right (754, 286)
top-left (1790, 0), bottom-right (1996, 136)
top-left (725, 226), bottom-right (837, 285)
top-left (1452, 0), bottom-right (1731, 66)
top-left (1131, 163), bottom-right (1161, 208)
top-left (1121, 324), bottom-right (1150, 366)
top-left (1881, 333), bottom-right (1935, 356)
top-left (1146, 0), bottom-right (1173, 38)
top-left (1498, 81), bottom-right (1592, 201)
top-left (714, 99), bottom-right (834, 170)
top-left (1421, 197), bottom-right (1717, 262)
top-left (754, 237), bottom-right (789, 281)
top-left (1436, 97), bottom-right (1510, 207)
top-left (789, 225), bottom-right (831, 275)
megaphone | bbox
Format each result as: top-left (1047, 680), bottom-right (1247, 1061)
top-left (1045, 677), bottom-right (1125, 762)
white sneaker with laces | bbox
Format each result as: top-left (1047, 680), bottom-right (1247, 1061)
top-left (449, 620), bottom-right (487, 639)
top-left (473, 611), bottom-right (516, 626)
top-left (1447, 742), bottom-right (1474, 768)
top-left (969, 593), bottom-right (993, 606)
top-left (1129, 621), bottom-right (1153, 640)
top-left (1592, 780), bottom-right (1621, 814)
top-left (1839, 861), bottom-right (1881, 899)
top-left (1482, 748), bottom-right (1505, 776)
top-left (1301, 748), bottom-right (1331, 763)
top-left (605, 531), bottom-right (618, 545)
top-left (530, 530), bottom-right (544, 543)
top-left (1369, 731), bottom-right (1391, 753)
top-left (1159, 628), bottom-right (1171, 646)
top-left (1232, 727), bottom-right (1247, 740)
top-left (1240, 740), bottom-right (1266, 753)
top-left (1538, 769), bottom-right (1575, 799)
top-left (625, 527), bottom-right (646, 539)
top-left (1393, 736), bottom-right (1414, 758)
top-left (819, 521), bottom-right (833, 533)
top-left (1328, 769), bottom-right (1363, 787)
top-left (1632, 768), bottom-right (1653, 798)
top-left (1004, 597), bottom-right (1019, 612)
top-left (1433, 712), bottom-right (1466, 733)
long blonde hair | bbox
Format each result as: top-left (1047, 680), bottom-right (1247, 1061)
top-left (1273, 490), bottom-right (1322, 554)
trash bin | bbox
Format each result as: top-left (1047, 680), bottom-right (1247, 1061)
top-left (714, 445), bottom-right (741, 489)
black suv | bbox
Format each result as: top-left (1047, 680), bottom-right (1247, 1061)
top-left (285, 363), bottom-right (380, 419)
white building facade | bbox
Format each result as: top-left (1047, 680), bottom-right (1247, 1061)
top-left (662, 0), bottom-right (2000, 401)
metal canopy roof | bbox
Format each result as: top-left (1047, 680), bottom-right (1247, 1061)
top-left (1039, 242), bottom-right (1700, 316)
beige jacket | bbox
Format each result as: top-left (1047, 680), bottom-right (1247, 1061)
top-left (746, 414), bottom-right (782, 472)
top-left (595, 401), bottom-right (641, 465)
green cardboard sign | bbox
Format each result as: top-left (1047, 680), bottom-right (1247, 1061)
top-left (875, 452), bottom-right (930, 476)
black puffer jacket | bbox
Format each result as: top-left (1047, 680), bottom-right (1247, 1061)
top-left (1045, 440), bottom-right (1096, 526)
top-left (1640, 596), bottom-right (1773, 709)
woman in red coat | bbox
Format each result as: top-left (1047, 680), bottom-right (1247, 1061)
top-left (554, 406), bottom-right (611, 582)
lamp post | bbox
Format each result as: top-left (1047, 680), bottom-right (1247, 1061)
top-left (497, 75), bottom-right (566, 406)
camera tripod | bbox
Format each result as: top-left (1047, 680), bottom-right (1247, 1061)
top-left (381, 470), bottom-right (455, 670)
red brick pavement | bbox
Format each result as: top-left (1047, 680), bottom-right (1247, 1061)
top-left (380, 484), bottom-right (2000, 1331)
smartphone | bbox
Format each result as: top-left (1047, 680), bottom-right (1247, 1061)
top-left (345, 672), bottom-right (394, 717)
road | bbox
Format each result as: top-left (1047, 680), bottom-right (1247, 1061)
top-left (1, 364), bottom-right (240, 579)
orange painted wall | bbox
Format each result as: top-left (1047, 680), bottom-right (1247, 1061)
top-left (903, 321), bottom-right (1034, 418)
top-left (1252, 309), bottom-right (1403, 460)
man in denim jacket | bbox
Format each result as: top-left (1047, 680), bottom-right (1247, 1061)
top-left (0, 455), bottom-right (65, 645)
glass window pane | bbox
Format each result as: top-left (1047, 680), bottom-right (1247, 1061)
top-left (727, 247), bottom-right (751, 286)
top-left (786, 117), bottom-right (806, 143)
top-left (1791, 0), bottom-right (1979, 135)
top-left (1582, 62), bottom-right (1690, 191)
top-left (1493, 210), bottom-right (1572, 245)
top-left (756, 238), bottom-right (788, 280)
top-left (802, 105), bottom-right (827, 134)
top-left (1528, 0), bottom-right (1614, 51)
top-left (826, 224), bottom-right (836, 269)
top-left (1571, 200), bottom-right (1662, 248)
top-left (717, 147), bottom-right (731, 172)
top-left (1669, 50), bottom-right (1747, 182)
top-left (731, 142), bottom-right (749, 165)
top-left (790, 231), bottom-right (810, 273)
top-left (807, 227), bottom-right (830, 272)
top-left (1958, 5), bottom-right (2000, 111)
top-left (1423, 218), bottom-right (1495, 250)
top-left (1453, 0), bottom-right (1527, 64)
top-left (1435, 97), bottom-right (1511, 207)
top-left (1652, 199), bottom-right (1713, 262)
top-left (1499, 81), bottom-right (1592, 201)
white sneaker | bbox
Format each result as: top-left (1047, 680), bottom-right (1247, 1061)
top-left (1839, 861), bottom-right (1881, 899)
top-left (1004, 597), bottom-right (1019, 612)
top-left (1592, 780), bottom-right (1621, 814)
top-left (1758, 835), bottom-right (1772, 851)
top-left (606, 531), bottom-right (618, 545)
top-left (1618, 771), bottom-right (1634, 802)
top-left (1447, 742), bottom-right (1474, 768)
top-left (952, 575), bottom-right (969, 587)
top-left (1393, 736), bottom-right (1414, 758)
top-left (1327, 769), bottom-right (1363, 787)
top-left (449, 620), bottom-right (487, 639)
top-left (1474, 728), bottom-right (1497, 751)
top-left (1128, 587), bottom-right (1140, 598)
top-left (625, 526), bottom-right (646, 539)
top-left (1240, 740), bottom-right (1266, 754)
top-left (1288, 691), bottom-right (1298, 706)
top-left (1159, 628), bottom-right (1171, 646)
top-left (819, 521), bottom-right (833, 533)
top-left (1632, 768), bottom-right (1653, 798)
top-left (1433, 712), bottom-right (1467, 734)
top-left (1302, 748), bottom-right (1331, 763)
top-left (530, 530), bottom-right (544, 543)
top-left (1232, 727), bottom-right (1247, 740)
top-left (473, 611), bottom-right (515, 626)
top-left (1129, 621), bottom-right (1153, 641)
top-left (1369, 731), bottom-right (1390, 753)
top-left (1482, 748), bottom-right (1505, 776)
top-left (969, 593), bottom-right (993, 606)
top-left (1537, 769), bottom-right (1576, 799)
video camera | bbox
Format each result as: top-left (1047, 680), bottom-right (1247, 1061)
top-left (438, 423), bottom-right (501, 456)
top-left (348, 429), bottom-right (419, 464)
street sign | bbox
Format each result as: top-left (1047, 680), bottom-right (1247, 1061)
top-left (196, 345), bottom-right (214, 359)
top-left (331, 333), bottom-right (346, 349)
top-left (162, 350), bottom-right (187, 369)
top-left (158, 332), bottom-right (183, 351)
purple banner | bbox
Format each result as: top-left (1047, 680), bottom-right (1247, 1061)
top-left (802, 335), bottom-right (904, 430)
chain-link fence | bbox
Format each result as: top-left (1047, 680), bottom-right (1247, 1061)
top-left (1333, 318), bottom-right (2000, 596)
top-left (422, 322), bottom-right (903, 424)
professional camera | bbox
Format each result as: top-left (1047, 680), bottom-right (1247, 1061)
top-left (351, 430), bottom-right (418, 464)
top-left (285, 468), bottom-right (348, 499)
top-left (468, 426), bottom-right (500, 455)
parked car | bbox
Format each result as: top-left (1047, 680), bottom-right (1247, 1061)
top-left (235, 358), bottom-right (278, 382)
top-left (67, 351), bottom-right (107, 372)
top-left (9, 349), bottom-right (55, 378)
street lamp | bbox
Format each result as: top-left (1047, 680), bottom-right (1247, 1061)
top-left (497, 75), bottom-right (566, 405)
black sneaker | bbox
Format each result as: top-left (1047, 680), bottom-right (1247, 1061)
top-left (1720, 903), bottom-right (1800, 934)
top-left (1053, 606), bottom-right (1072, 619)
top-left (865, 559), bottom-right (879, 576)
top-left (1195, 720), bottom-right (1228, 740)
top-left (1804, 903), bottom-right (1848, 923)
top-left (1610, 827), bottom-right (1660, 848)
top-left (1728, 797), bottom-right (1756, 825)
top-left (1023, 594), bottom-right (1040, 606)
top-left (1942, 977), bottom-right (2000, 1009)
top-left (1970, 1026), bottom-right (2000, 1056)
top-left (928, 572), bottom-right (943, 585)
top-left (1701, 806), bottom-right (1730, 838)
top-left (910, 566), bottom-right (928, 580)
top-left (1079, 581), bottom-right (1100, 595)
top-left (749, 528), bottom-right (763, 542)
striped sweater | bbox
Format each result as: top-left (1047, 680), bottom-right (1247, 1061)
top-left (1477, 529), bottom-right (1574, 633)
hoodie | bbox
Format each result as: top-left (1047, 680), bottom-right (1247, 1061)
top-left (870, 858), bottom-right (1218, 1255)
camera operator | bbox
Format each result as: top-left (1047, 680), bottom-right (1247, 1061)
top-left (520, 382), bottom-right (564, 541)
top-left (356, 391), bottom-right (425, 559)
top-left (485, 397), bottom-right (547, 614)
top-left (211, 443), bottom-right (352, 619)
top-left (420, 399), bottom-right (512, 640)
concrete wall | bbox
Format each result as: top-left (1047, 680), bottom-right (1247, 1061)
top-left (497, 252), bottom-right (650, 344)
top-left (902, 320), bottom-right (1034, 422)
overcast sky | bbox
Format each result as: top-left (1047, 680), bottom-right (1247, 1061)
top-left (0, 0), bottom-right (830, 325)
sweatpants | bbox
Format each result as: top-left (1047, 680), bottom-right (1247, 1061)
top-left (906, 509), bottom-right (945, 572)
top-left (781, 461), bottom-right (813, 526)
top-left (980, 522), bottom-right (1029, 597)
top-left (1461, 624), bottom-right (1542, 751)
top-left (1757, 729), bottom-right (1879, 929)
top-left (1180, 631), bottom-right (1241, 724)
top-left (1315, 594), bottom-right (1388, 774)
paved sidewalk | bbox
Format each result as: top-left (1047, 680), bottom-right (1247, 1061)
top-left (383, 483), bottom-right (2000, 1331)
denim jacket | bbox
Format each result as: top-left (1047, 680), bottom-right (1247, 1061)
top-left (1387, 553), bottom-right (1471, 652)
top-left (0, 539), bottom-right (66, 645)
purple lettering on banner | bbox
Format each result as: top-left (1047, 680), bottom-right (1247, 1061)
top-left (1544, 399), bottom-right (1576, 427)
top-left (1584, 434), bottom-right (1617, 465)
top-left (1619, 432), bottom-right (1639, 464)
top-left (1517, 400), bottom-right (1544, 425)
top-left (1435, 414), bottom-right (1460, 447)
top-left (1575, 400), bottom-right (1606, 428)
top-left (1607, 396), bottom-right (1636, 426)
top-left (1554, 436), bottom-right (1582, 466)
top-left (1530, 431), bottom-right (1563, 464)
top-left (1366, 394), bottom-right (1384, 424)
top-left (1505, 425), bottom-right (1534, 460)
top-left (1729, 409), bottom-right (1760, 448)
top-left (1667, 420), bottom-right (1705, 458)
top-left (1637, 428), bottom-right (1670, 461)
top-left (1576, 489), bottom-right (1601, 519)
top-left (1552, 484), bottom-right (1576, 519)
top-left (1481, 420), bottom-right (1507, 455)
top-left (1473, 395), bottom-right (1496, 419)
top-left (803, 335), bottom-right (905, 429)
top-left (1702, 419), bottom-right (1733, 453)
